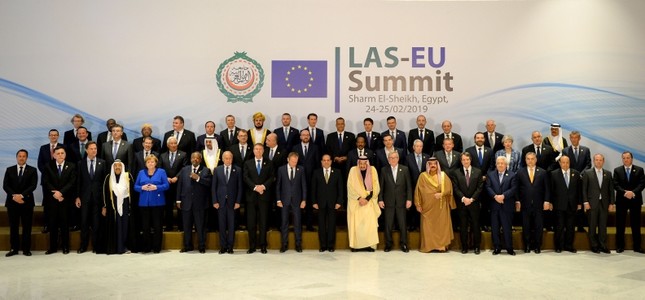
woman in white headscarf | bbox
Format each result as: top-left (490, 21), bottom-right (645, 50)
top-left (102, 160), bottom-right (134, 254)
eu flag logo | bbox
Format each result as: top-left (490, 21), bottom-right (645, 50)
top-left (271, 60), bottom-right (327, 98)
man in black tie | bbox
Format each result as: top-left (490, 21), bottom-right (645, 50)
top-left (220, 115), bottom-right (241, 149)
top-left (162, 115), bottom-right (196, 155)
top-left (521, 131), bottom-right (557, 172)
top-left (37, 129), bottom-right (62, 233)
top-left (243, 144), bottom-right (275, 254)
top-left (276, 152), bottom-right (307, 252)
top-left (407, 115), bottom-right (434, 155)
top-left (561, 131), bottom-right (592, 232)
top-left (3, 149), bottom-right (38, 257)
top-left (405, 140), bottom-right (429, 231)
top-left (74, 141), bottom-right (107, 253)
top-left (160, 136), bottom-right (189, 231)
top-left (582, 154), bottom-right (615, 254)
top-left (305, 113), bottom-right (326, 154)
top-left (43, 146), bottom-right (77, 254)
top-left (212, 151), bottom-right (242, 254)
top-left (613, 151), bottom-right (644, 253)
top-left (357, 117), bottom-right (382, 152)
top-left (550, 155), bottom-right (581, 253)
top-left (63, 114), bottom-right (93, 146)
top-left (292, 129), bottom-right (321, 231)
top-left (483, 119), bottom-right (504, 153)
top-left (274, 113), bottom-right (300, 152)
top-left (486, 157), bottom-right (517, 256)
top-left (378, 151), bottom-right (412, 252)
top-left (97, 118), bottom-right (129, 156)
top-left (451, 152), bottom-right (484, 254)
top-left (325, 117), bottom-right (355, 171)
top-left (229, 129), bottom-right (252, 169)
top-left (312, 154), bottom-right (343, 252)
top-left (382, 116), bottom-right (407, 151)
top-left (196, 120), bottom-right (223, 152)
top-left (177, 152), bottom-right (212, 253)
top-left (435, 120), bottom-right (463, 153)
top-left (347, 136), bottom-right (375, 174)
top-left (101, 124), bottom-right (134, 172)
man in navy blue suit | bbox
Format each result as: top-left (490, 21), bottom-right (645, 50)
top-left (213, 151), bottom-right (243, 254)
top-left (74, 141), bottom-right (107, 253)
top-left (486, 156), bottom-right (517, 256)
top-left (177, 152), bottom-right (212, 253)
top-left (382, 116), bottom-right (407, 151)
top-left (276, 152), bottom-right (307, 253)
top-left (274, 113), bottom-right (300, 153)
top-left (516, 152), bottom-right (551, 253)
top-left (38, 129), bottom-right (64, 234)
top-left (304, 113), bottom-right (325, 154)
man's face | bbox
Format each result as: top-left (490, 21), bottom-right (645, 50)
top-left (205, 122), bottom-right (215, 135)
top-left (191, 153), bottom-right (202, 166)
top-left (265, 135), bottom-right (277, 148)
top-left (173, 119), bottom-right (183, 131)
top-left (205, 139), bottom-right (213, 150)
top-left (238, 132), bottom-right (248, 144)
top-left (416, 115), bottom-right (426, 128)
top-left (16, 151), bottom-right (27, 165)
top-left (113, 163), bottom-right (122, 175)
top-left (288, 155), bottom-right (298, 168)
top-left (226, 116), bottom-right (235, 128)
top-left (387, 119), bottom-right (396, 130)
top-left (143, 139), bottom-right (153, 151)
top-left (442, 121), bottom-right (452, 133)
top-left (486, 120), bottom-right (496, 133)
top-left (254, 118), bottom-right (264, 129)
top-left (72, 116), bottom-right (83, 129)
top-left (111, 127), bottom-right (123, 141)
top-left (622, 153), bottom-right (633, 167)
top-left (335, 119), bottom-right (345, 132)
top-left (168, 139), bottom-right (178, 152)
top-left (593, 154), bottom-right (604, 169)
top-left (551, 127), bottom-right (559, 137)
top-left (355, 137), bottom-right (366, 150)
top-left (253, 144), bottom-right (264, 158)
top-left (77, 128), bottom-right (88, 142)
top-left (358, 159), bottom-right (368, 171)
top-left (48, 131), bottom-right (59, 144)
top-left (413, 142), bottom-right (423, 154)
top-left (281, 115), bottom-right (291, 127)
top-left (363, 121), bottom-right (373, 132)
top-left (474, 133), bottom-right (485, 147)
top-left (222, 152), bottom-right (233, 166)
top-left (559, 156), bottom-right (570, 171)
top-left (300, 130), bottom-right (310, 143)
top-left (308, 115), bottom-right (317, 127)
top-left (141, 127), bottom-right (152, 137)
top-left (525, 154), bottom-right (537, 168)
top-left (106, 119), bottom-right (116, 130)
top-left (443, 140), bottom-right (454, 152)
top-left (531, 132), bottom-right (542, 145)
top-left (569, 134), bottom-right (580, 146)
top-left (461, 155), bottom-right (471, 168)
top-left (388, 153), bottom-right (399, 167)
top-left (383, 136), bottom-right (393, 148)
top-left (86, 144), bottom-right (97, 159)
top-left (321, 155), bottom-right (332, 168)
top-left (428, 160), bottom-right (438, 172)
top-left (496, 159), bottom-right (507, 172)
top-left (55, 149), bottom-right (66, 163)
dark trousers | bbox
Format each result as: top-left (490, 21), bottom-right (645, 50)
top-left (141, 206), bottom-right (163, 252)
top-left (181, 207), bottom-right (206, 249)
top-left (280, 201), bottom-right (303, 247)
top-left (206, 205), bottom-right (218, 232)
top-left (384, 205), bottom-right (407, 247)
top-left (555, 209), bottom-right (576, 250)
top-left (218, 205), bottom-right (236, 250)
top-left (587, 205), bottom-right (608, 249)
top-left (115, 201), bottom-right (130, 254)
top-left (521, 208), bottom-right (544, 249)
top-left (406, 207), bottom-right (420, 230)
top-left (616, 200), bottom-right (642, 250)
top-left (491, 208), bottom-right (513, 250)
top-left (317, 205), bottom-right (337, 249)
top-left (47, 199), bottom-right (69, 251)
top-left (479, 194), bottom-right (492, 228)
top-left (164, 184), bottom-right (181, 230)
top-left (247, 198), bottom-right (269, 249)
top-left (7, 204), bottom-right (34, 251)
top-left (459, 203), bottom-right (481, 249)
top-left (79, 196), bottom-right (101, 250)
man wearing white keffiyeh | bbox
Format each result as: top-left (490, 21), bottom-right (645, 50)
top-left (202, 137), bottom-right (220, 173)
top-left (102, 160), bottom-right (133, 254)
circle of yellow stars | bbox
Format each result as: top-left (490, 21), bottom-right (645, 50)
top-left (285, 65), bottom-right (314, 94)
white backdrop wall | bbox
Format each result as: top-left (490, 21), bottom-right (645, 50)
top-left (1, 0), bottom-right (644, 204)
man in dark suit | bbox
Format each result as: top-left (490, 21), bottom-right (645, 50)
top-left (243, 143), bottom-right (275, 254)
top-left (276, 153), bottom-right (307, 252)
top-left (212, 151), bottom-right (243, 254)
top-left (63, 114), bottom-right (93, 146)
top-left (561, 131), bottom-right (592, 233)
top-left (264, 133), bottom-right (287, 229)
top-left (74, 141), bottom-right (107, 253)
top-left (465, 132), bottom-right (495, 174)
top-left (162, 115), bottom-right (196, 155)
top-left (435, 120), bottom-right (463, 153)
top-left (378, 151), bottom-right (412, 252)
top-left (376, 133), bottom-right (406, 172)
top-left (177, 152), bottom-right (212, 253)
top-left (516, 152), bottom-right (550, 253)
top-left (451, 153), bottom-right (484, 254)
top-left (196, 120), bottom-right (223, 152)
top-left (582, 154), bottom-right (615, 254)
top-left (220, 114), bottom-right (241, 149)
top-left (159, 136), bottom-right (189, 231)
top-left (274, 113), bottom-right (300, 152)
top-left (101, 124), bottom-right (134, 172)
top-left (312, 154), bottom-right (343, 252)
top-left (382, 116), bottom-right (407, 151)
top-left (613, 151), bottom-right (645, 253)
top-left (3, 149), bottom-right (38, 257)
top-left (229, 129), bottom-right (253, 169)
top-left (486, 156), bottom-right (517, 256)
top-left (134, 137), bottom-right (159, 180)
top-left (67, 126), bottom-right (91, 164)
top-left (484, 119), bottom-right (504, 153)
top-left (434, 138), bottom-right (461, 173)
top-left (357, 117), bottom-right (382, 152)
top-left (292, 129), bottom-right (321, 231)
top-left (407, 115), bottom-right (434, 155)
top-left (406, 139), bottom-right (429, 231)
top-left (38, 129), bottom-right (63, 234)
top-left (132, 123), bottom-right (162, 154)
top-left (96, 118), bottom-right (128, 156)
top-left (304, 113), bottom-right (325, 155)
top-left (346, 136), bottom-right (375, 174)
top-left (43, 146), bottom-right (77, 254)
top-left (550, 155), bottom-right (581, 253)
top-left (521, 131), bottom-right (557, 172)
top-left (325, 117), bottom-right (355, 171)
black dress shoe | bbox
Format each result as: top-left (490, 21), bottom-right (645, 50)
top-left (41, 226), bottom-right (49, 234)
top-left (492, 249), bottom-right (501, 255)
top-left (199, 248), bottom-right (206, 254)
top-left (616, 248), bottom-right (624, 253)
top-left (319, 247), bottom-right (326, 252)
top-left (524, 246), bottom-right (530, 253)
top-left (5, 250), bottom-right (19, 257)
top-left (474, 248), bottom-right (480, 255)
top-left (401, 244), bottom-right (409, 253)
top-left (261, 247), bottom-right (267, 254)
top-left (507, 249), bottom-right (516, 256)
top-left (296, 246), bottom-right (302, 253)
top-left (577, 227), bottom-right (586, 233)
top-left (601, 248), bottom-right (610, 254)
top-left (77, 248), bottom-right (86, 254)
top-left (247, 249), bottom-right (256, 254)
top-left (23, 251), bottom-right (32, 256)
top-left (384, 246), bottom-right (392, 252)
top-left (351, 248), bottom-right (358, 252)
top-left (565, 248), bottom-right (577, 253)
top-left (180, 248), bottom-right (191, 253)
top-left (365, 247), bottom-right (375, 252)
top-left (328, 248), bottom-right (335, 252)
top-left (63, 249), bottom-right (70, 254)
top-left (534, 248), bottom-right (541, 254)
top-left (555, 248), bottom-right (562, 253)
top-left (591, 247), bottom-right (600, 253)
top-left (219, 249), bottom-right (226, 254)
top-left (461, 249), bottom-right (468, 254)
top-left (634, 249), bottom-right (645, 254)
top-left (227, 248), bottom-right (234, 254)
top-left (46, 249), bottom-right (57, 255)
top-left (280, 246), bottom-right (287, 253)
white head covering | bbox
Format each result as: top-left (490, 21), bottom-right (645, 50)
top-left (109, 160), bottom-right (129, 216)
top-left (203, 137), bottom-right (220, 172)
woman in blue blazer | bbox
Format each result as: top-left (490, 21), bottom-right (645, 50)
top-left (494, 135), bottom-right (521, 173)
top-left (134, 154), bottom-right (169, 253)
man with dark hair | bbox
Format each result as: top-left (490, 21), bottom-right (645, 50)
top-left (43, 146), bottom-right (77, 254)
top-left (132, 123), bottom-right (162, 153)
top-left (451, 152), bottom-right (484, 254)
top-left (243, 143), bottom-right (275, 254)
top-left (275, 113), bottom-right (300, 152)
top-left (38, 129), bottom-right (63, 234)
top-left (101, 124), bottom-right (134, 172)
top-left (305, 113), bottom-right (326, 153)
top-left (357, 117), bottom-right (382, 152)
top-left (326, 117), bottom-right (355, 172)
top-left (220, 115), bottom-right (241, 149)
top-left (613, 151), bottom-right (644, 253)
top-left (516, 152), bottom-right (550, 254)
top-left (312, 154), bottom-right (342, 252)
top-left (3, 149), bottom-right (38, 257)
top-left (382, 116), bottom-right (407, 151)
top-left (75, 141), bottom-right (107, 253)
top-left (97, 118), bottom-right (128, 155)
top-left (408, 115), bottom-right (434, 154)
top-left (162, 115), bottom-right (196, 155)
top-left (64, 113), bottom-right (92, 146)
top-left (196, 120), bottom-right (223, 152)
top-left (177, 152), bottom-right (212, 253)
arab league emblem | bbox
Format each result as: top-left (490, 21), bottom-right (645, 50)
top-left (216, 52), bottom-right (264, 103)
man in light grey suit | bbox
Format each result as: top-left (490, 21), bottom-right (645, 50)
top-left (378, 151), bottom-right (412, 252)
top-left (582, 154), bottom-right (615, 254)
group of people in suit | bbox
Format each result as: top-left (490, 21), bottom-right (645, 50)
top-left (2, 112), bottom-right (643, 256)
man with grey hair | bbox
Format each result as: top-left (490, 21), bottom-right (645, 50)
top-left (582, 154), bottom-right (615, 254)
top-left (378, 151), bottom-right (412, 252)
